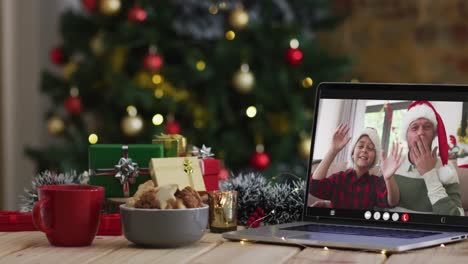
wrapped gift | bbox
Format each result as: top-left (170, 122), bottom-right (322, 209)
top-left (152, 134), bottom-right (186, 157)
top-left (149, 157), bottom-right (206, 192)
top-left (89, 144), bottom-right (164, 198)
top-left (191, 145), bottom-right (220, 191)
top-left (0, 211), bottom-right (37, 231)
top-left (200, 158), bottom-right (220, 191)
top-left (96, 214), bottom-right (122, 236)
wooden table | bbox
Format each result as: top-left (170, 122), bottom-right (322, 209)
top-left (0, 231), bottom-right (467, 263)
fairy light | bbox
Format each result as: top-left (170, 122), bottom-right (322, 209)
top-left (290, 38), bottom-right (299, 49)
top-left (126, 105), bottom-right (137, 117)
top-left (196, 60), bottom-right (206, 71)
top-left (323, 247), bottom-right (329, 251)
top-left (152, 74), bottom-right (163, 85)
top-left (209, 5), bottom-right (218, 14)
top-left (301, 77), bottom-right (313, 88)
top-left (381, 250), bottom-right (386, 255)
top-left (225, 30), bottom-right (236, 40)
top-left (240, 241), bottom-right (245, 245)
top-left (88, 133), bottom-right (98, 144)
top-left (152, 114), bottom-right (164, 126)
top-left (70, 86), bottom-right (79, 97)
top-left (281, 237), bottom-right (286, 241)
top-left (154, 88), bottom-right (164, 98)
top-left (246, 106), bottom-right (257, 118)
top-left (440, 244), bottom-right (446, 247)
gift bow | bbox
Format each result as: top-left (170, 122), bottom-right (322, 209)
top-left (192, 145), bottom-right (214, 159)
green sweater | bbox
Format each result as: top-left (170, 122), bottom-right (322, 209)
top-left (393, 151), bottom-right (463, 216)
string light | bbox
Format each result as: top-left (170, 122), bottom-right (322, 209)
top-left (196, 60), bottom-right (206, 71)
top-left (152, 74), bottom-right (163, 84)
top-left (381, 250), bottom-right (386, 255)
top-left (209, 5), bottom-right (218, 14)
top-left (301, 77), bottom-right (313, 88)
top-left (88, 134), bottom-right (98, 144)
top-left (126, 105), bottom-right (137, 117)
top-left (152, 114), bottom-right (164, 125)
top-left (225, 30), bottom-right (235, 40)
top-left (154, 88), bottom-right (164, 98)
top-left (323, 247), bottom-right (329, 251)
top-left (440, 244), bottom-right (446, 247)
top-left (240, 241), bottom-right (245, 245)
top-left (246, 106), bottom-right (257, 118)
top-left (290, 38), bottom-right (299, 49)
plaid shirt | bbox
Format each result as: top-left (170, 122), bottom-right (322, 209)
top-left (310, 168), bottom-right (389, 209)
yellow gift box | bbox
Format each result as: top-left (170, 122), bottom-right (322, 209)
top-left (152, 133), bottom-right (187, 157)
top-left (149, 157), bottom-right (206, 192)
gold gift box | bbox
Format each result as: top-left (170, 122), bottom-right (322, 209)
top-left (152, 133), bottom-right (187, 157)
top-left (149, 157), bottom-right (206, 192)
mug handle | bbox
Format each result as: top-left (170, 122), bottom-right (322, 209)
top-left (33, 199), bottom-right (52, 234)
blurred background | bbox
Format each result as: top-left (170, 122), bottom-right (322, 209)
top-left (2, 0), bottom-right (468, 210)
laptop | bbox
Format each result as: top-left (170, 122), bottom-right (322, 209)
top-left (223, 82), bottom-right (468, 252)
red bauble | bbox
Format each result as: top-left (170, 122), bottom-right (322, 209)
top-left (143, 53), bottom-right (163, 72)
top-left (128, 6), bottom-right (147, 22)
top-left (64, 96), bottom-right (83, 115)
top-left (285, 48), bottom-right (303, 66)
top-left (250, 151), bottom-right (270, 170)
top-left (218, 168), bottom-right (230, 180)
top-left (82, 0), bottom-right (97, 12)
top-left (50, 47), bottom-right (65, 65)
top-left (164, 121), bottom-right (181, 134)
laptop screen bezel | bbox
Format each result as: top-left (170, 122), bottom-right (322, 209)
top-left (304, 82), bottom-right (468, 228)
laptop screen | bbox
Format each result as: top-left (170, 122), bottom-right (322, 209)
top-left (305, 83), bottom-right (468, 227)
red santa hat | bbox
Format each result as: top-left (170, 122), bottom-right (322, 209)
top-left (400, 101), bottom-right (449, 166)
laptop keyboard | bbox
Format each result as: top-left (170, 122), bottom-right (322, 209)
top-left (282, 224), bottom-right (440, 239)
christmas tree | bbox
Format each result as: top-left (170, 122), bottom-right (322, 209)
top-left (26, 0), bottom-right (349, 177)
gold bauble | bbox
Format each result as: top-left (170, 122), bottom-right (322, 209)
top-left (99, 0), bottom-right (121, 16)
top-left (298, 136), bottom-right (312, 159)
top-left (232, 69), bottom-right (254, 93)
top-left (63, 62), bottom-right (78, 80)
top-left (47, 116), bottom-right (65, 135)
top-left (121, 115), bottom-right (143, 136)
top-left (229, 9), bottom-right (249, 30)
top-left (90, 34), bottom-right (105, 56)
top-left (110, 47), bottom-right (128, 73)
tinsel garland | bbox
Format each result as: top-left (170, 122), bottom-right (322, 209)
top-left (19, 170), bottom-right (89, 212)
top-left (219, 172), bottom-right (305, 226)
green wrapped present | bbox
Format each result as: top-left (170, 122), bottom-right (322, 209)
top-left (152, 134), bottom-right (186, 157)
top-left (89, 144), bottom-right (164, 198)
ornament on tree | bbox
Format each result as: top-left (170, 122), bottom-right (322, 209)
top-left (47, 116), bottom-right (65, 135)
top-left (121, 106), bottom-right (143, 137)
top-left (232, 63), bottom-right (255, 93)
top-left (128, 5), bottom-right (147, 23)
top-left (229, 8), bottom-right (249, 30)
top-left (99, 0), bottom-right (121, 15)
top-left (64, 88), bottom-right (83, 116)
top-left (250, 145), bottom-right (270, 170)
top-left (63, 61), bottom-right (78, 80)
top-left (285, 48), bottom-right (303, 66)
top-left (218, 167), bottom-right (230, 181)
top-left (50, 47), bottom-right (65, 65)
top-left (82, 0), bottom-right (97, 12)
top-left (298, 135), bottom-right (312, 159)
top-left (144, 46), bottom-right (163, 72)
top-left (90, 33), bottom-right (105, 56)
top-left (164, 119), bottom-right (181, 135)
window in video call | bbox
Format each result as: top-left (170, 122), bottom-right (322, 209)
top-left (308, 98), bottom-right (468, 218)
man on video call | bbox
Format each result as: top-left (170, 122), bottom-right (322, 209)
top-left (392, 101), bottom-right (464, 216)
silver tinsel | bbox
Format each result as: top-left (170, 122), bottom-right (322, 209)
top-left (19, 170), bottom-right (89, 212)
top-left (220, 172), bottom-right (305, 226)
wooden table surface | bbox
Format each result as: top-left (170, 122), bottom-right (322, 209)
top-left (0, 231), bottom-right (467, 263)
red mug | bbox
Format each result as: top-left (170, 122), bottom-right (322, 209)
top-left (33, 184), bottom-right (105, 247)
